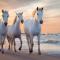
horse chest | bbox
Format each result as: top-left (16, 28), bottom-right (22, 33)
top-left (30, 23), bottom-right (41, 34)
top-left (24, 20), bottom-right (41, 36)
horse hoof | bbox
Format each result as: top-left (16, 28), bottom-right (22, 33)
top-left (8, 48), bottom-right (10, 50)
top-left (38, 52), bottom-right (41, 55)
top-left (14, 50), bottom-right (17, 52)
top-left (19, 47), bottom-right (21, 51)
top-left (0, 49), bottom-right (1, 51)
top-left (29, 49), bottom-right (33, 54)
top-left (2, 51), bottom-right (4, 54)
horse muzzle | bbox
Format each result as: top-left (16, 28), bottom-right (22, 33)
top-left (4, 22), bottom-right (8, 26)
top-left (40, 20), bottom-right (43, 24)
top-left (21, 20), bottom-right (24, 24)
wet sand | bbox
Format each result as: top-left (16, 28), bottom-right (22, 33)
top-left (0, 50), bottom-right (60, 60)
top-left (0, 34), bottom-right (60, 60)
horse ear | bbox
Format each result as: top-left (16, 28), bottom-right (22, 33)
top-left (2, 9), bottom-right (4, 13)
top-left (21, 12), bottom-right (23, 15)
top-left (37, 7), bottom-right (38, 11)
top-left (41, 8), bottom-right (43, 10)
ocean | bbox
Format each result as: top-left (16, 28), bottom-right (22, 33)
top-left (3, 34), bottom-right (60, 55)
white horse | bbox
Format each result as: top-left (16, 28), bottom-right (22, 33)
top-left (0, 9), bottom-right (9, 53)
top-left (7, 12), bottom-right (23, 52)
top-left (22, 7), bottom-right (43, 55)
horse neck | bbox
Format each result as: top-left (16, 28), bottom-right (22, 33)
top-left (34, 17), bottom-right (39, 24)
top-left (13, 16), bottom-right (17, 25)
top-left (14, 17), bottom-right (20, 29)
top-left (0, 22), bottom-right (7, 32)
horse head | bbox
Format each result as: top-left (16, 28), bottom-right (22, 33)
top-left (34, 7), bottom-right (43, 24)
top-left (16, 12), bottom-right (24, 24)
top-left (2, 9), bottom-right (9, 26)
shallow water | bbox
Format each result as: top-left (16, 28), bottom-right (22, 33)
top-left (3, 34), bottom-right (60, 55)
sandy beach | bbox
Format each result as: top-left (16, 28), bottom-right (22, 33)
top-left (0, 34), bottom-right (60, 60)
top-left (0, 51), bottom-right (60, 60)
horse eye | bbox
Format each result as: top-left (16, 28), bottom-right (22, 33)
top-left (37, 13), bottom-right (39, 15)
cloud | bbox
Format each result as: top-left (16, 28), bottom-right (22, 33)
top-left (44, 0), bottom-right (60, 18)
top-left (45, 0), bottom-right (60, 10)
top-left (0, 0), bottom-right (43, 9)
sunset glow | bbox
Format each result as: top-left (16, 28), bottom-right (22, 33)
top-left (0, 0), bottom-right (60, 34)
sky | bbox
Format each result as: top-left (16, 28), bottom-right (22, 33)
top-left (0, 0), bottom-right (60, 34)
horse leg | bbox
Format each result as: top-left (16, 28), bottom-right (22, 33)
top-left (10, 39), bottom-right (13, 51)
top-left (7, 36), bottom-right (10, 50)
top-left (1, 41), bottom-right (4, 54)
top-left (29, 35), bottom-right (33, 53)
top-left (8, 39), bottom-right (10, 50)
top-left (1, 37), bottom-right (5, 54)
top-left (37, 34), bottom-right (41, 55)
top-left (26, 35), bottom-right (31, 53)
top-left (26, 35), bottom-right (29, 47)
top-left (8, 42), bottom-right (10, 50)
top-left (19, 36), bottom-right (22, 51)
top-left (14, 39), bottom-right (17, 52)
